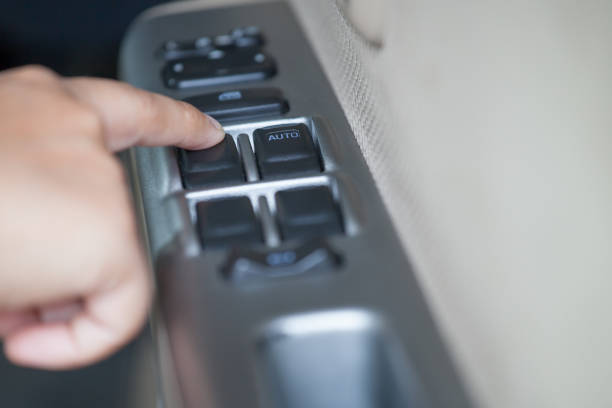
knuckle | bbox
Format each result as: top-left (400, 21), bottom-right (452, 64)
top-left (135, 89), bottom-right (157, 117)
top-left (73, 104), bottom-right (104, 138)
top-left (11, 65), bottom-right (58, 83)
top-left (181, 101), bottom-right (201, 125)
top-left (179, 102), bottom-right (206, 141)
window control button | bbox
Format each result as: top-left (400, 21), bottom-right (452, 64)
top-left (275, 186), bottom-right (342, 240)
top-left (184, 88), bottom-right (289, 122)
top-left (253, 124), bottom-right (321, 179)
top-left (178, 134), bottom-right (244, 189)
top-left (197, 197), bottom-right (262, 247)
top-left (223, 240), bottom-right (341, 282)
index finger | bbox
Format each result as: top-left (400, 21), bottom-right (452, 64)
top-left (63, 77), bottom-right (225, 152)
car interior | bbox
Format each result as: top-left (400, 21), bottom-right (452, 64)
top-left (1, 1), bottom-right (611, 407)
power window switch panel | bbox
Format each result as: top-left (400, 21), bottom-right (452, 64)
top-left (197, 197), bottom-right (262, 247)
top-left (253, 124), bottom-right (321, 179)
top-left (275, 186), bottom-right (342, 241)
top-left (178, 134), bottom-right (244, 189)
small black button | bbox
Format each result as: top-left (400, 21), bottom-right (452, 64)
top-left (213, 34), bottom-right (235, 50)
top-left (162, 49), bottom-right (277, 89)
top-left (231, 26), bottom-right (264, 48)
top-left (235, 35), bottom-right (261, 48)
top-left (197, 197), bottom-right (262, 247)
top-left (223, 240), bottom-right (341, 282)
top-left (253, 124), bottom-right (321, 179)
top-left (243, 26), bottom-right (261, 36)
top-left (194, 36), bottom-right (212, 49)
top-left (184, 88), bottom-right (289, 122)
top-left (178, 134), bottom-right (244, 189)
top-left (161, 40), bottom-right (198, 59)
top-left (160, 38), bottom-right (212, 60)
top-left (275, 186), bottom-right (343, 240)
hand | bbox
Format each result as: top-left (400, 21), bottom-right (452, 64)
top-left (0, 66), bottom-right (224, 369)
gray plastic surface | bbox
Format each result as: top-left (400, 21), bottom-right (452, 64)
top-left (119, 2), bottom-right (473, 407)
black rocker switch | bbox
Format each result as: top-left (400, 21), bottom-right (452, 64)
top-left (275, 186), bottom-right (342, 240)
top-left (253, 124), bottom-right (321, 179)
top-left (178, 134), bottom-right (244, 189)
top-left (197, 197), bottom-right (262, 247)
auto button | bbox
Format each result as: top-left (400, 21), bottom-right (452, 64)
top-left (253, 123), bottom-right (321, 179)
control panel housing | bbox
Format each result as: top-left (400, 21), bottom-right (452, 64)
top-left (120, 2), bottom-right (472, 408)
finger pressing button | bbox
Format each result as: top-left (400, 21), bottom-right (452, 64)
top-left (178, 134), bottom-right (245, 189)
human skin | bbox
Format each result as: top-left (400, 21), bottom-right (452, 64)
top-left (0, 65), bottom-right (225, 370)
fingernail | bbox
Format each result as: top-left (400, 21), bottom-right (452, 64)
top-left (206, 114), bottom-right (223, 132)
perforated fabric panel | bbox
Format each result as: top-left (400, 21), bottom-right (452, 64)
top-left (287, 1), bottom-right (612, 407)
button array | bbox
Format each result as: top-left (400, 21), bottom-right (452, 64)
top-left (196, 187), bottom-right (343, 248)
top-left (179, 122), bottom-right (345, 247)
top-left (163, 50), bottom-right (276, 89)
top-left (161, 26), bottom-right (276, 89)
top-left (161, 26), bottom-right (264, 60)
top-left (163, 25), bottom-right (342, 248)
top-left (178, 123), bottom-right (321, 189)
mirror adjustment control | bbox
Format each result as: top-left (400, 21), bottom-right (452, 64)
top-left (163, 49), bottom-right (276, 89)
top-left (197, 197), bottom-right (262, 247)
top-left (178, 134), bottom-right (244, 189)
top-left (223, 240), bottom-right (341, 282)
top-left (253, 124), bottom-right (321, 179)
top-left (161, 37), bottom-right (213, 59)
top-left (275, 186), bottom-right (342, 240)
top-left (160, 26), bottom-right (264, 60)
top-left (184, 88), bottom-right (289, 122)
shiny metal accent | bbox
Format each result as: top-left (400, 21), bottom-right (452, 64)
top-left (257, 196), bottom-right (280, 247)
top-left (237, 133), bottom-right (259, 182)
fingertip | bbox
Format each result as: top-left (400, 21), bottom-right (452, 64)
top-left (181, 111), bottom-right (225, 151)
top-left (3, 323), bottom-right (80, 369)
top-left (63, 77), bottom-right (227, 151)
top-left (202, 114), bottom-right (226, 148)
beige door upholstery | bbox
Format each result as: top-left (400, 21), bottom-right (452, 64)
top-left (287, 1), bottom-right (612, 407)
